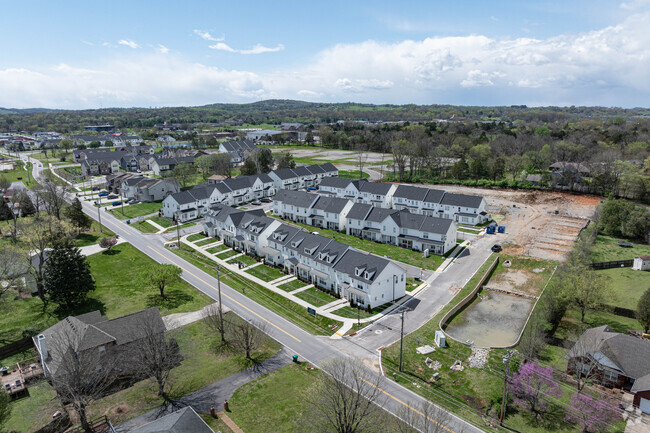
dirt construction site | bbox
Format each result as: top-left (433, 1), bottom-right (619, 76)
top-left (422, 184), bottom-right (601, 262)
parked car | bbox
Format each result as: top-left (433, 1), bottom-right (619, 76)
top-left (107, 194), bottom-right (118, 200)
top-left (260, 198), bottom-right (272, 203)
top-left (112, 201), bottom-right (122, 206)
top-left (98, 192), bottom-right (108, 197)
top-left (491, 244), bottom-right (502, 253)
top-left (91, 186), bottom-right (100, 191)
top-left (307, 186), bottom-right (317, 191)
top-left (252, 200), bottom-right (261, 205)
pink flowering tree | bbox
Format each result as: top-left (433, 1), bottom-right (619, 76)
top-left (566, 393), bottom-right (620, 432)
top-left (509, 361), bottom-right (562, 423)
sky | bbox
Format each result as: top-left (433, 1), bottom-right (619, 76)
top-left (1, 0), bottom-right (649, 109)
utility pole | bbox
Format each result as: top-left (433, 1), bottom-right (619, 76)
top-left (176, 220), bottom-right (181, 250)
top-left (121, 191), bottom-right (125, 216)
top-left (357, 307), bottom-right (360, 330)
top-left (392, 275), bottom-right (395, 304)
top-left (215, 264), bottom-right (225, 342)
top-left (500, 350), bottom-right (514, 426)
top-left (97, 195), bottom-right (103, 233)
top-left (399, 310), bottom-right (405, 372)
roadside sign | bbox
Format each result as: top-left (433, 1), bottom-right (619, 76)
top-left (307, 307), bottom-right (316, 316)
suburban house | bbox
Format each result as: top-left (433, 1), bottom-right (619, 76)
top-left (567, 325), bottom-right (650, 413)
top-left (128, 406), bottom-right (215, 433)
top-left (203, 206), bottom-right (406, 308)
top-left (218, 139), bottom-right (258, 165)
top-left (162, 186), bottom-right (220, 222)
top-left (273, 189), bottom-right (321, 223)
top-left (34, 308), bottom-right (166, 380)
top-left (105, 172), bottom-right (142, 193)
top-left (149, 156), bottom-right (195, 176)
top-left (633, 256), bottom-right (650, 271)
top-left (80, 153), bottom-right (122, 176)
top-left (269, 168), bottom-right (301, 191)
top-left (549, 162), bottom-right (591, 184)
top-left (357, 181), bottom-right (397, 208)
top-left (121, 177), bottom-right (180, 202)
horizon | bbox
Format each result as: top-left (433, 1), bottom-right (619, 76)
top-left (2, 1), bottom-right (650, 109)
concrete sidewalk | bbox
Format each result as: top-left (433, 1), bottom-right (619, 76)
top-left (114, 347), bottom-right (292, 432)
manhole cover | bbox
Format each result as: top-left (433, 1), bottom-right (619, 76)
top-left (375, 330), bottom-right (383, 335)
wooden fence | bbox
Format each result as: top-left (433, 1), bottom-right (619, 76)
top-left (0, 337), bottom-right (34, 359)
top-left (590, 259), bottom-right (633, 270)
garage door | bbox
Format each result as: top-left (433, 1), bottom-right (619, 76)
top-left (640, 398), bottom-right (650, 414)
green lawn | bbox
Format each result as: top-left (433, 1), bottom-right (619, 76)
top-left (405, 277), bottom-right (421, 292)
top-left (171, 248), bottom-right (341, 335)
top-left (10, 315), bottom-right (281, 432)
top-left (458, 227), bottom-right (481, 234)
top-left (227, 254), bottom-right (258, 267)
top-left (227, 363), bottom-right (320, 433)
top-left (207, 244), bottom-right (228, 254)
top-left (338, 169), bottom-right (369, 179)
top-left (244, 264), bottom-right (285, 282)
top-left (72, 220), bottom-right (116, 247)
top-left (187, 232), bottom-right (207, 242)
top-left (331, 305), bottom-right (376, 320)
top-left (277, 279), bottom-right (307, 292)
top-left (161, 221), bottom-right (196, 232)
top-left (216, 249), bottom-right (239, 260)
top-left (42, 168), bottom-right (68, 186)
top-left (294, 287), bottom-right (337, 307)
top-left (272, 217), bottom-right (444, 270)
top-left (149, 215), bottom-right (173, 228)
top-left (5, 381), bottom-right (60, 433)
top-left (590, 235), bottom-right (650, 262)
top-left (599, 267), bottom-right (650, 310)
top-left (195, 238), bottom-right (216, 247)
top-left (132, 220), bottom-right (160, 233)
top-left (1, 163), bottom-right (36, 188)
top-left (109, 201), bottom-right (162, 220)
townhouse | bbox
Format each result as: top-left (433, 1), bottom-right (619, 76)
top-left (219, 139), bottom-right (258, 165)
top-left (149, 155), bottom-right (195, 176)
top-left (80, 153), bottom-right (121, 176)
top-left (162, 186), bottom-right (219, 221)
top-left (320, 179), bottom-right (488, 226)
top-left (203, 205), bottom-right (406, 309)
top-left (275, 190), bottom-right (458, 255)
top-left (121, 177), bottom-right (180, 202)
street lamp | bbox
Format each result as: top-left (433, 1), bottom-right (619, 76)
top-left (176, 219), bottom-right (181, 250)
top-left (212, 264), bottom-right (225, 342)
top-left (399, 310), bottom-right (405, 372)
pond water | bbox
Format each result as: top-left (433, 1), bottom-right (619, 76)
top-left (444, 292), bottom-right (533, 348)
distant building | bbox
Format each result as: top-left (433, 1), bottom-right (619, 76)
top-left (83, 125), bottom-right (114, 132)
top-left (633, 256), bottom-right (650, 271)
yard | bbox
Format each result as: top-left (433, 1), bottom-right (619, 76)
top-left (590, 235), bottom-right (650, 262)
top-left (599, 267), bottom-right (650, 311)
top-left (149, 215), bottom-right (173, 228)
top-left (207, 244), bottom-right (229, 254)
top-left (187, 232), bottom-right (207, 242)
top-left (132, 220), bottom-right (159, 233)
top-left (227, 254), bottom-right (258, 267)
top-left (73, 220), bottom-right (116, 247)
top-left (7, 314), bottom-right (281, 432)
top-left (272, 218), bottom-right (445, 271)
top-left (294, 287), bottom-right (337, 307)
top-left (338, 169), bottom-right (369, 179)
top-left (244, 264), bottom-right (285, 282)
top-left (277, 279), bottom-right (307, 292)
top-left (216, 249), bottom-right (240, 260)
top-left (195, 238), bottom-right (217, 247)
top-left (1, 162), bottom-right (36, 188)
top-left (109, 201), bottom-right (162, 220)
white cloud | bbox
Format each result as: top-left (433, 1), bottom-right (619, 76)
top-left (209, 42), bottom-right (284, 55)
top-left (194, 30), bottom-right (224, 42)
top-left (117, 40), bottom-right (140, 49)
top-left (460, 70), bottom-right (494, 88)
top-left (156, 44), bottom-right (169, 54)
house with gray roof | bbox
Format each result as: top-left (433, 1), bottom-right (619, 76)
top-left (268, 168), bottom-right (301, 191)
top-left (162, 186), bottom-right (221, 221)
top-left (309, 195), bottom-right (354, 231)
top-left (34, 308), bottom-right (165, 380)
top-left (128, 406), bottom-right (215, 433)
top-left (150, 156), bottom-right (195, 176)
top-left (567, 325), bottom-right (650, 413)
top-left (317, 177), bottom-right (355, 197)
top-left (273, 189), bottom-right (321, 223)
top-left (122, 177), bottom-right (180, 202)
top-left (357, 181), bottom-right (397, 208)
top-left (393, 185), bottom-right (487, 225)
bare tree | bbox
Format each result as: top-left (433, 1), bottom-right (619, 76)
top-left (306, 358), bottom-right (385, 433)
top-left (130, 318), bottom-right (182, 401)
top-left (49, 327), bottom-right (116, 432)
top-left (567, 328), bottom-right (602, 393)
top-left (394, 399), bottom-right (453, 433)
top-left (37, 181), bottom-right (67, 220)
top-left (202, 303), bottom-right (227, 343)
top-left (0, 248), bottom-right (24, 302)
top-left (355, 144), bottom-right (369, 181)
top-left (229, 320), bottom-right (267, 360)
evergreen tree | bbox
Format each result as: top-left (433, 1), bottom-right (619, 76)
top-left (637, 287), bottom-right (650, 333)
top-left (0, 200), bottom-right (12, 221)
top-left (64, 198), bottom-right (92, 233)
top-left (18, 192), bottom-right (36, 216)
top-left (240, 156), bottom-right (258, 176)
top-left (44, 238), bottom-right (95, 309)
top-left (276, 152), bottom-right (296, 169)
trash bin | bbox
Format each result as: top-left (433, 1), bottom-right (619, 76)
top-left (126, 220), bottom-right (131, 225)
top-left (292, 354), bottom-right (298, 363)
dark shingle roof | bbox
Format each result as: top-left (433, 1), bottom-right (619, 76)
top-left (346, 203), bottom-right (373, 220)
top-left (271, 168), bottom-right (298, 180)
top-left (274, 189), bottom-right (319, 209)
top-left (423, 189), bottom-right (445, 204)
top-left (306, 164), bottom-right (326, 175)
top-left (358, 182), bottom-right (393, 195)
top-left (312, 196), bottom-right (349, 213)
top-left (396, 211), bottom-right (453, 234)
top-left (333, 250), bottom-right (391, 284)
top-left (393, 184), bottom-right (429, 201)
top-left (291, 166), bottom-right (311, 177)
top-left (320, 162), bottom-right (338, 173)
top-left (365, 207), bottom-right (400, 223)
top-left (319, 177), bottom-right (352, 189)
top-left (129, 406), bottom-right (215, 433)
top-left (440, 193), bottom-right (484, 208)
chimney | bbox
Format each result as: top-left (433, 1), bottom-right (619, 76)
top-left (37, 334), bottom-right (48, 360)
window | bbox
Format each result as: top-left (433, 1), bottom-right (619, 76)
top-left (423, 233), bottom-right (429, 239)
top-left (603, 369), bottom-right (618, 382)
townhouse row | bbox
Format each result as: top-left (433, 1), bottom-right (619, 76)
top-left (273, 189), bottom-right (457, 256)
top-left (162, 163), bottom-right (338, 222)
top-left (105, 173), bottom-right (180, 202)
top-left (318, 178), bottom-right (489, 225)
top-left (203, 203), bottom-right (407, 309)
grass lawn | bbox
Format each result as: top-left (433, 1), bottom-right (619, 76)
top-left (207, 244), bottom-right (228, 254)
top-left (277, 279), bottom-right (307, 292)
top-left (405, 277), bottom-right (421, 292)
top-left (338, 169), bottom-right (369, 179)
top-left (73, 220), bottom-right (116, 247)
top-left (458, 227), bottom-right (481, 234)
top-left (244, 264), bottom-right (285, 282)
top-left (272, 218), bottom-right (444, 271)
top-left (149, 215), bottom-right (173, 228)
top-left (590, 235), bottom-right (650, 262)
top-left (5, 380), bottom-right (60, 433)
top-left (1, 163), bottom-right (37, 188)
top-left (42, 168), bottom-right (69, 186)
top-left (294, 287), bottom-right (337, 307)
top-left (132, 220), bottom-right (160, 233)
top-left (187, 232), bottom-right (207, 242)
top-left (599, 267), bottom-right (650, 310)
top-left (216, 249), bottom-right (239, 260)
top-left (161, 221), bottom-right (196, 232)
top-left (227, 363), bottom-right (320, 433)
top-left (109, 201), bottom-right (162, 220)
top-left (227, 254), bottom-right (258, 267)
top-left (171, 248), bottom-right (341, 335)
top-left (331, 305), bottom-right (375, 320)
top-left (195, 238), bottom-right (217, 247)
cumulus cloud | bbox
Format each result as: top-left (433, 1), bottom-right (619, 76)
top-left (117, 40), bottom-right (140, 49)
top-left (2, 8), bottom-right (650, 108)
top-left (209, 42), bottom-right (284, 55)
top-left (156, 44), bottom-right (169, 54)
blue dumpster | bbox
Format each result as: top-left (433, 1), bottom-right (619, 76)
top-left (498, 225), bottom-right (506, 233)
top-left (486, 226), bottom-right (496, 234)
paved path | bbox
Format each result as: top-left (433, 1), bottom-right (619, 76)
top-left (162, 303), bottom-right (230, 330)
top-left (114, 348), bottom-right (292, 432)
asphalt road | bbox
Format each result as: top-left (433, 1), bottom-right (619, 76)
top-left (23, 154), bottom-right (487, 433)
